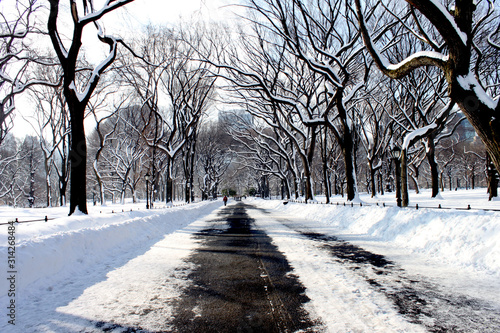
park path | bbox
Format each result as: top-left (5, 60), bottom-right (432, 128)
top-left (170, 202), bottom-right (319, 332)
top-left (169, 201), bottom-right (500, 332)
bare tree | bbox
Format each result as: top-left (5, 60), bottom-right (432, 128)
top-left (229, 116), bottom-right (295, 200)
top-left (385, 68), bottom-right (463, 204)
top-left (117, 24), bottom-right (216, 204)
top-left (156, 31), bottom-right (215, 204)
top-left (0, 135), bottom-right (43, 207)
top-left (227, 0), bottom-right (368, 201)
top-left (28, 64), bottom-right (69, 207)
top-left (0, 135), bottom-right (22, 205)
top-left (89, 105), bottom-right (118, 206)
top-left (355, 0), bottom-right (500, 183)
top-left (208, 20), bottom-right (325, 202)
top-left (1, 0), bottom-right (59, 145)
top-left (355, 84), bottom-right (393, 198)
top-left (197, 122), bottom-right (233, 200)
top-left (47, 0), bottom-right (136, 214)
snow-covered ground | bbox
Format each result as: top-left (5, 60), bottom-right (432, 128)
top-left (0, 188), bottom-right (499, 332)
top-left (269, 188), bottom-right (500, 279)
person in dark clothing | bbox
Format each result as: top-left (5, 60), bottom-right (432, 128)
top-left (223, 196), bottom-right (228, 206)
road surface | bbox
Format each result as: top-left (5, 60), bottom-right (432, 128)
top-left (171, 203), bottom-right (318, 332)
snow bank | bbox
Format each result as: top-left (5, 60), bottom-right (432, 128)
top-left (0, 200), bottom-right (221, 296)
top-left (253, 199), bottom-right (500, 277)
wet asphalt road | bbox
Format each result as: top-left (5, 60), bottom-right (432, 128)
top-left (171, 203), bottom-right (317, 332)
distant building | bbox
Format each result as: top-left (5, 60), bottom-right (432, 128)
top-left (455, 117), bottom-right (476, 142)
top-left (218, 109), bottom-right (254, 129)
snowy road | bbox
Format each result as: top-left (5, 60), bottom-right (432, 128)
top-left (254, 208), bottom-right (500, 332)
top-left (4, 200), bottom-right (500, 332)
top-left (171, 203), bottom-right (316, 332)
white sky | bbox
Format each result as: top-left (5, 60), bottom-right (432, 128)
top-left (120, 0), bottom-right (240, 26)
top-left (84, 0), bottom-right (242, 61)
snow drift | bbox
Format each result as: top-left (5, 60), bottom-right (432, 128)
top-left (0, 200), bottom-right (221, 296)
top-left (254, 199), bottom-right (500, 277)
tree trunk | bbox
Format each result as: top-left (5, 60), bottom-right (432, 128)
top-left (165, 156), bottom-right (173, 204)
top-left (394, 157), bottom-right (402, 207)
top-left (68, 102), bottom-right (88, 215)
top-left (44, 159), bottom-right (52, 207)
top-left (321, 127), bottom-right (330, 203)
top-left (184, 183), bottom-right (190, 203)
top-left (93, 162), bottom-right (105, 206)
top-left (131, 187), bottom-right (137, 203)
top-left (323, 165), bottom-right (330, 204)
top-left (303, 169), bottom-right (313, 202)
top-left (166, 177), bottom-right (173, 204)
top-left (369, 159), bottom-right (376, 198)
top-left (486, 153), bottom-right (498, 200)
top-left (292, 174), bottom-right (299, 199)
top-left (59, 135), bottom-right (69, 207)
top-left (330, 93), bottom-right (358, 201)
top-left (283, 178), bottom-right (291, 200)
top-left (472, 165), bottom-right (476, 190)
top-left (28, 150), bottom-right (35, 208)
top-left (120, 187), bottom-right (126, 205)
top-left (190, 136), bottom-right (197, 203)
top-left (401, 148), bottom-right (409, 207)
top-left (334, 173), bottom-right (338, 196)
top-left (59, 181), bottom-right (67, 207)
top-left (212, 182), bottom-right (218, 199)
top-left (342, 137), bottom-right (358, 201)
top-left (379, 171), bottom-right (384, 196)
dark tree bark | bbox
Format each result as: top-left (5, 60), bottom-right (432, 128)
top-left (487, 153), bottom-right (499, 201)
top-left (401, 148), bottom-right (410, 207)
top-left (47, 0), bottom-right (134, 215)
top-left (426, 138), bottom-right (440, 198)
top-left (68, 102), bottom-right (88, 214)
top-left (328, 90), bottom-right (358, 201)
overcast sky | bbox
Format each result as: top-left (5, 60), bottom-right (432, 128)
top-left (121, 0), bottom-right (240, 26)
top-left (71, 0), bottom-right (243, 63)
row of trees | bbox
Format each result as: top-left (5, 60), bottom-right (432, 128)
top-left (0, 0), bottom-right (499, 212)
top-left (0, 114), bottom-right (490, 207)
top-left (0, 115), bottom-right (237, 208)
top-left (213, 0), bottom-right (499, 203)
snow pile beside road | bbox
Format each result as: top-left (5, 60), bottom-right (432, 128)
top-left (0, 200), bottom-right (221, 297)
top-left (254, 199), bottom-right (500, 277)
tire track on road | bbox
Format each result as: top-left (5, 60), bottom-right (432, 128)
top-left (171, 203), bottom-right (320, 332)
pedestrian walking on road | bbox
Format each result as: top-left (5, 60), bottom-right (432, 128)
top-left (223, 196), bottom-right (228, 206)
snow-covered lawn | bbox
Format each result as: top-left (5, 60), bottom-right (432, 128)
top-left (0, 200), bottom-right (222, 331)
top-left (0, 188), bottom-right (498, 331)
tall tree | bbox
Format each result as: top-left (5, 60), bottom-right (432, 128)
top-left (47, 0), bottom-right (135, 215)
top-left (28, 64), bottom-right (68, 207)
top-left (355, 83), bottom-right (393, 198)
top-left (355, 0), bottom-right (500, 182)
top-left (197, 122), bottom-right (233, 200)
top-left (239, 0), bottom-right (367, 201)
